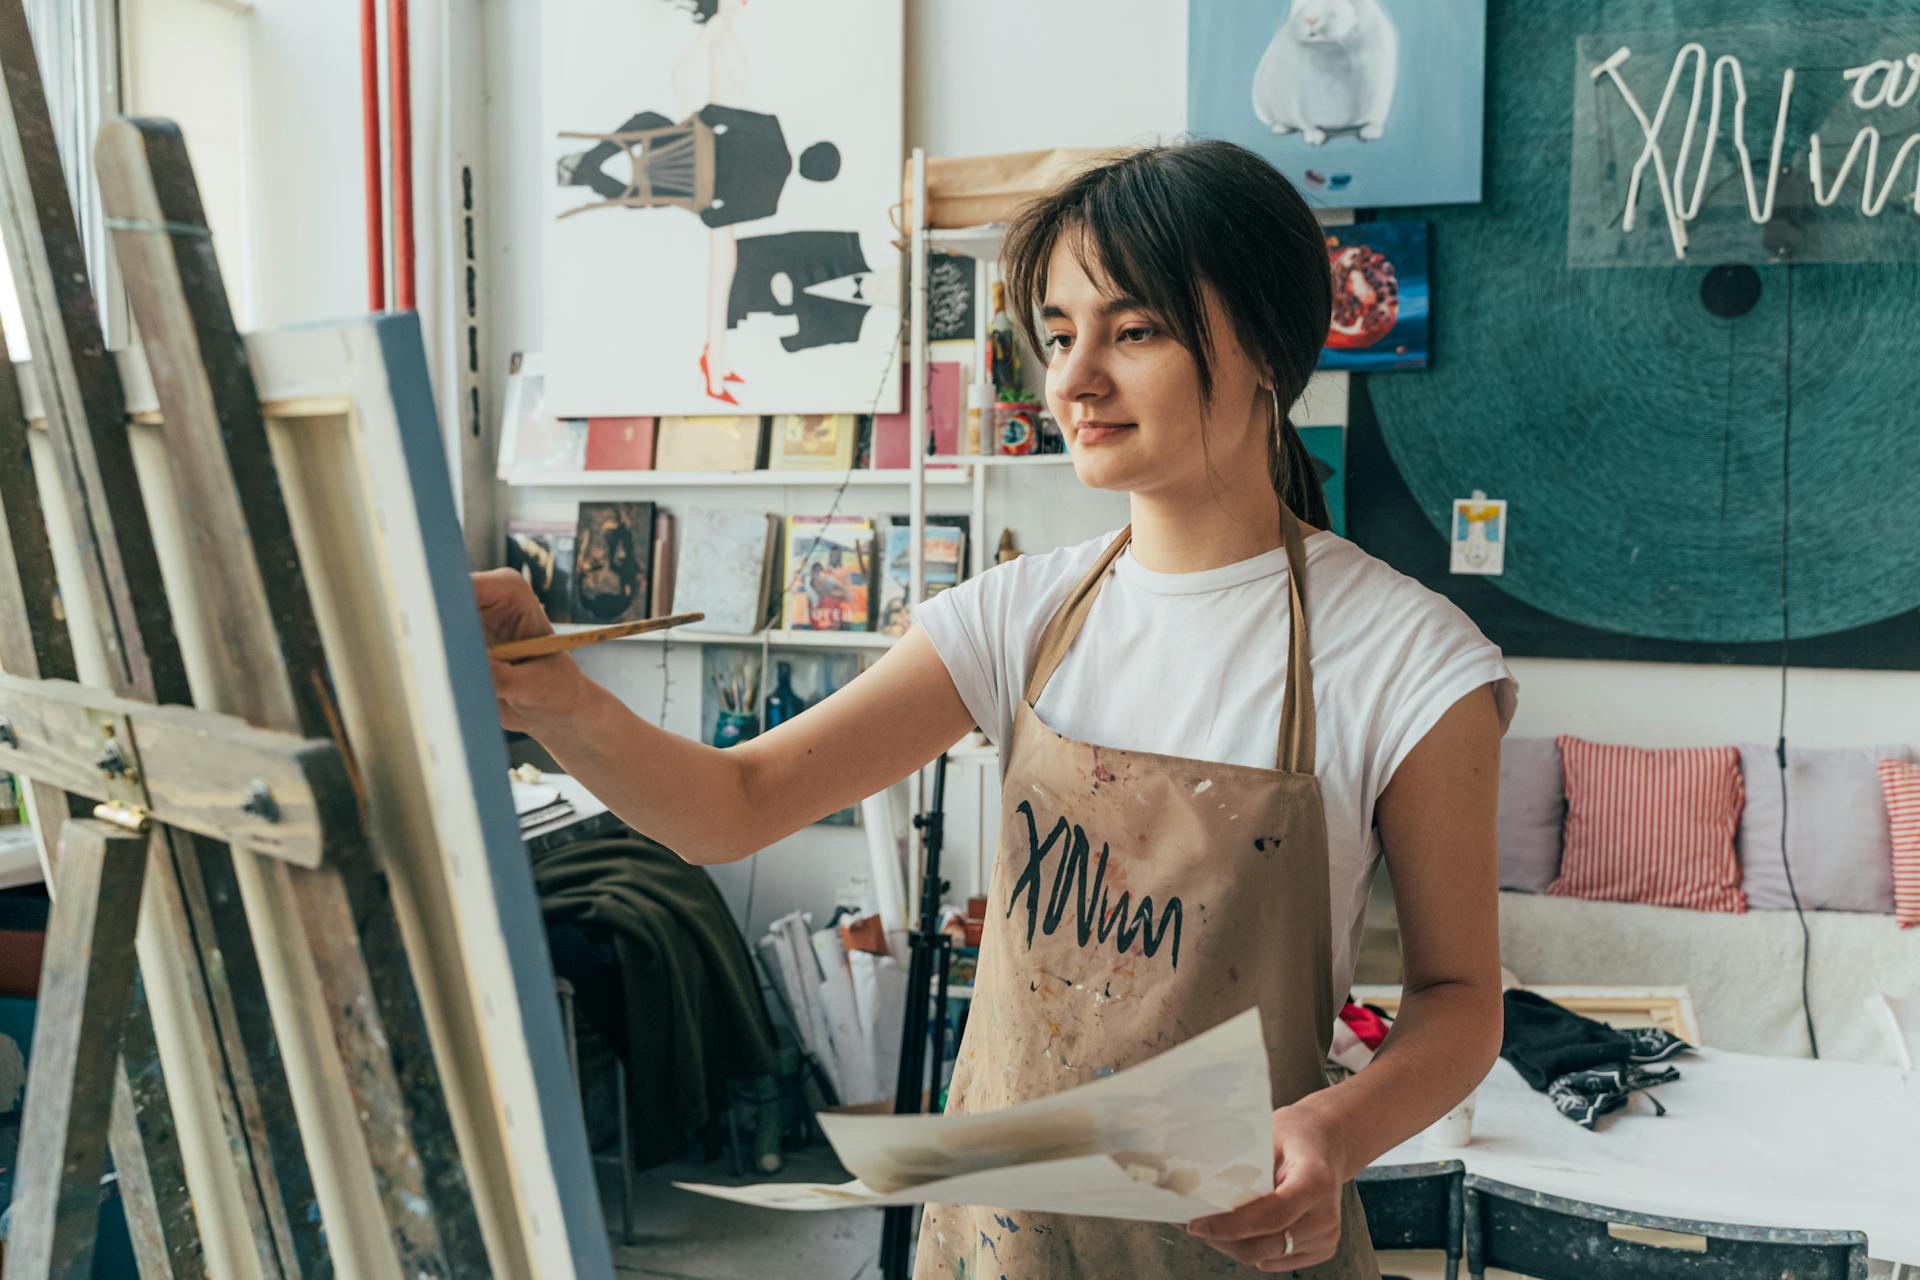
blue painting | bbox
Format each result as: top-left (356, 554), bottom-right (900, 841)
top-left (1188, 0), bottom-right (1486, 209)
top-left (1318, 221), bottom-right (1428, 372)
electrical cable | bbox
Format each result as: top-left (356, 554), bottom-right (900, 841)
top-left (1773, 261), bottom-right (1819, 1059)
top-left (736, 306), bottom-right (909, 941)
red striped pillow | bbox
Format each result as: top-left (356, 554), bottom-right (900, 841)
top-left (1548, 737), bottom-right (1747, 913)
top-left (1879, 759), bottom-right (1920, 928)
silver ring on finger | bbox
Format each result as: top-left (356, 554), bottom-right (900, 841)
top-left (1283, 1229), bottom-right (1296, 1258)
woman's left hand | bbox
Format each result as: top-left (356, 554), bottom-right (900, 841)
top-left (1186, 1104), bottom-right (1349, 1272)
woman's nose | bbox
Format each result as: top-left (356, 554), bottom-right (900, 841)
top-left (1051, 342), bottom-right (1110, 402)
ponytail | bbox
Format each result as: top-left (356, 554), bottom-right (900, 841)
top-left (1266, 389), bottom-right (1331, 531)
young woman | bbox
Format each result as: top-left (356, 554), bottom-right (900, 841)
top-left (478, 140), bottom-right (1513, 1278)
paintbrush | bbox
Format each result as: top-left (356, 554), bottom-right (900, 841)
top-left (488, 612), bottom-right (705, 664)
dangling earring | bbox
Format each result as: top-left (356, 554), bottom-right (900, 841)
top-left (1269, 385), bottom-right (1282, 438)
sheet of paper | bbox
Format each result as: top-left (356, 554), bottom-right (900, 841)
top-left (678, 1006), bottom-right (1275, 1222)
top-left (509, 779), bottom-right (560, 816)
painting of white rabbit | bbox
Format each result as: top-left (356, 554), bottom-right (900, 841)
top-left (1191, 0), bottom-right (1485, 208)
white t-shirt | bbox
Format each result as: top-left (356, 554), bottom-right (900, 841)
top-left (917, 527), bottom-right (1519, 1004)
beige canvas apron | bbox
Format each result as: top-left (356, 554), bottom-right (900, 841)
top-left (914, 513), bottom-right (1379, 1280)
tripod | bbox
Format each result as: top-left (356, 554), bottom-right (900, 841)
top-left (878, 750), bottom-right (957, 1279)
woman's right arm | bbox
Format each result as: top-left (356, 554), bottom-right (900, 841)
top-left (476, 568), bottom-right (979, 864)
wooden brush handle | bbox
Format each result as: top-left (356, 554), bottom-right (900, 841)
top-left (487, 612), bottom-right (705, 663)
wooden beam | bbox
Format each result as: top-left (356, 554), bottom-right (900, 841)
top-left (0, 266), bottom-right (209, 1279)
top-left (0, 670), bottom-right (349, 867)
top-left (97, 116), bottom-right (489, 1277)
top-left (0, 4), bottom-right (326, 1272)
top-left (7, 819), bottom-right (151, 1279)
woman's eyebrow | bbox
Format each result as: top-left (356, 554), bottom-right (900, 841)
top-left (1040, 295), bottom-right (1152, 321)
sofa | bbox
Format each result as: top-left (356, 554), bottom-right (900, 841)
top-left (1490, 736), bottom-right (1920, 1066)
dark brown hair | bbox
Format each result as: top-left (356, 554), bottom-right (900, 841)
top-left (1000, 140), bottom-right (1332, 528)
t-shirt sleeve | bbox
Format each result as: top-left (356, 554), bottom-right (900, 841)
top-left (914, 561), bottom-right (1017, 749)
top-left (1364, 587), bottom-right (1520, 814)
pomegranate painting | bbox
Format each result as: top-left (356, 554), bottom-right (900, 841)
top-left (1327, 238), bottom-right (1400, 348)
top-left (1316, 220), bottom-right (1428, 371)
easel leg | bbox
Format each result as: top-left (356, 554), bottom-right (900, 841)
top-left (111, 999), bottom-right (207, 1279)
top-left (8, 820), bottom-right (152, 1279)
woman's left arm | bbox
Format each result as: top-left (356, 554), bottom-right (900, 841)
top-left (1190, 683), bottom-right (1504, 1271)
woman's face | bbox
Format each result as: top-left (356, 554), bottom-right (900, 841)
top-left (1039, 235), bottom-right (1268, 499)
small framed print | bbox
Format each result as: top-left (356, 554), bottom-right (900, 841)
top-left (1450, 495), bottom-right (1507, 576)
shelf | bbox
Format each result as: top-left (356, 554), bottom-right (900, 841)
top-left (926, 224), bottom-right (1008, 260)
top-left (923, 454), bottom-right (1074, 467)
top-left (558, 624), bottom-right (897, 651)
top-left (504, 468), bottom-right (973, 488)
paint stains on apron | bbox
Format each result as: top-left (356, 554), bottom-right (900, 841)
top-left (913, 513), bottom-right (1378, 1279)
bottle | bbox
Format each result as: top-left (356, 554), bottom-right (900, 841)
top-left (987, 280), bottom-right (1022, 397)
top-left (764, 660), bottom-right (808, 729)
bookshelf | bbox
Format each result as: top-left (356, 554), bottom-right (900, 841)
top-left (505, 468), bottom-right (975, 488)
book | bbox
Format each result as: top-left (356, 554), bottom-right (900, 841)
top-left (571, 500), bottom-right (656, 624)
top-left (650, 509), bottom-right (677, 618)
top-left (584, 416), bottom-right (658, 470)
top-left (505, 519), bottom-right (578, 624)
top-left (876, 521), bottom-right (966, 636)
top-left (496, 352), bottom-right (586, 479)
top-left (783, 516), bottom-right (874, 632)
top-left (890, 513), bottom-right (972, 577)
top-left (655, 414), bottom-right (770, 471)
top-left (673, 509), bottom-right (782, 634)
top-left (768, 414), bottom-right (860, 470)
top-left (870, 362), bottom-right (962, 467)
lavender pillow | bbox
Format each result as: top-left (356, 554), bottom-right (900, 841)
top-left (1737, 744), bottom-right (1910, 914)
top-left (1497, 737), bottom-right (1564, 893)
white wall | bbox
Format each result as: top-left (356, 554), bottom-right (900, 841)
top-left (235, 0), bottom-right (1920, 942)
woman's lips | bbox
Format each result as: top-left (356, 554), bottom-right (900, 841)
top-left (1074, 421), bottom-right (1135, 446)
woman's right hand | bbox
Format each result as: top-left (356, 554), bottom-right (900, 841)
top-left (472, 568), bottom-right (590, 737)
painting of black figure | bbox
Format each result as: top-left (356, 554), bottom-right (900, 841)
top-left (557, 104), bottom-right (842, 403)
top-left (661, 0), bottom-right (721, 22)
top-left (728, 231), bottom-right (885, 353)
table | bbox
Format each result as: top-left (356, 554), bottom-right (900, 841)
top-left (519, 772), bottom-right (618, 852)
top-left (1374, 1046), bottom-right (1920, 1265)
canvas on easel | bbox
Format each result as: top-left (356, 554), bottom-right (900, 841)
top-left (0, 36), bottom-right (612, 1270)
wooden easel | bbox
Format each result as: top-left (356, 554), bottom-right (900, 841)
top-left (0, 3), bottom-right (496, 1275)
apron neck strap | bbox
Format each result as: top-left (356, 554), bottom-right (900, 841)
top-left (1022, 527), bottom-right (1134, 708)
top-left (1021, 512), bottom-right (1319, 775)
top-left (1276, 508), bottom-right (1316, 774)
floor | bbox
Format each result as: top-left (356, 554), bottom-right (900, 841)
top-left (600, 1146), bottom-right (1476, 1279)
top-left (607, 1145), bottom-right (882, 1280)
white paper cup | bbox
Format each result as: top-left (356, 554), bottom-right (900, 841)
top-left (1427, 1091), bottom-right (1476, 1147)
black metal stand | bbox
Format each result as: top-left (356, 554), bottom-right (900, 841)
top-left (878, 752), bottom-right (955, 1280)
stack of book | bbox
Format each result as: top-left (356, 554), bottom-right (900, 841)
top-left (497, 361), bottom-right (981, 479)
top-left (506, 506), bottom-right (974, 640)
top-left (506, 502), bottom-right (676, 625)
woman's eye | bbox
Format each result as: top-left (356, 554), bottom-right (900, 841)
top-left (1119, 325), bottom-right (1157, 344)
top-left (1044, 332), bottom-right (1074, 353)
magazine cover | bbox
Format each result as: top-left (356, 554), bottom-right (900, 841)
top-left (877, 523), bottom-right (965, 636)
top-left (505, 519), bottom-right (578, 624)
top-left (784, 516), bottom-right (873, 631)
top-left (1317, 220), bottom-right (1429, 372)
top-left (572, 500), bottom-right (657, 624)
top-left (675, 509), bottom-right (779, 634)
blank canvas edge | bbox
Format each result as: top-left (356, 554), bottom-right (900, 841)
top-left (370, 312), bottom-right (614, 1279)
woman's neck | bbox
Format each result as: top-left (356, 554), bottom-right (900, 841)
top-left (1126, 476), bottom-right (1292, 574)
